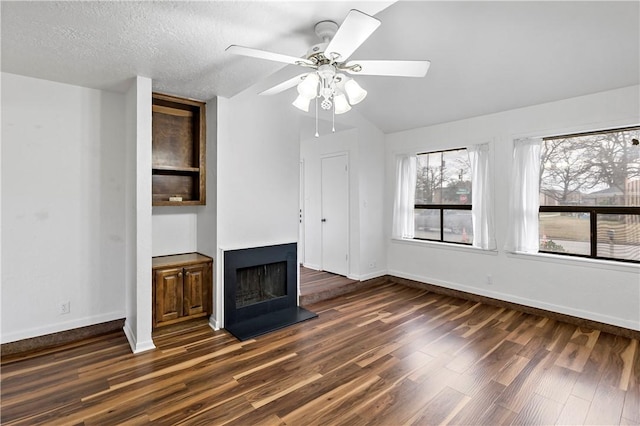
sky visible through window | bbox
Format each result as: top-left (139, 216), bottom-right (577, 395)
top-left (414, 149), bottom-right (473, 244)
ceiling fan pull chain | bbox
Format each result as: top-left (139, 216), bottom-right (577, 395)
top-left (315, 96), bottom-right (319, 138)
top-left (332, 99), bottom-right (336, 133)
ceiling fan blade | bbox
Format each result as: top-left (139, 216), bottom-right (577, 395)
top-left (345, 60), bottom-right (431, 77)
top-left (259, 73), bottom-right (309, 96)
top-left (226, 45), bottom-right (313, 66)
top-left (325, 9), bottom-right (381, 62)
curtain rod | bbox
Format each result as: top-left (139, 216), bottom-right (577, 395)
top-left (542, 125), bottom-right (639, 141)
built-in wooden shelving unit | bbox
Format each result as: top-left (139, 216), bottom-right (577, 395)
top-left (152, 92), bottom-right (206, 206)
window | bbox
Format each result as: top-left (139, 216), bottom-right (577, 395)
top-left (539, 126), bottom-right (640, 263)
top-left (414, 148), bottom-right (472, 244)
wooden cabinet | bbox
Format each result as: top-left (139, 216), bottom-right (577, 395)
top-left (152, 253), bottom-right (213, 328)
top-left (152, 93), bottom-right (206, 206)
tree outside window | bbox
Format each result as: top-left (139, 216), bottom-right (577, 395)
top-left (539, 127), bottom-right (640, 262)
top-left (414, 148), bottom-right (473, 244)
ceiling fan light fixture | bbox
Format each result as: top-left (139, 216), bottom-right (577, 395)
top-left (333, 93), bottom-right (351, 114)
top-left (228, 9), bottom-right (429, 137)
top-left (292, 94), bottom-right (311, 112)
top-left (297, 73), bottom-right (319, 99)
top-left (344, 78), bottom-right (367, 105)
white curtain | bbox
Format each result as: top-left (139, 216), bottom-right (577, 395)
top-left (392, 154), bottom-right (417, 239)
top-left (505, 138), bottom-right (542, 253)
top-left (468, 144), bottom-right (496, 250)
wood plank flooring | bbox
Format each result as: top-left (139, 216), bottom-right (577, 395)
top-left (299, 266), bottom-right (357, 296)
top-left (2, 279), bottom-right (639, 425)
top-left (299, 266), bottom-right (371, 306)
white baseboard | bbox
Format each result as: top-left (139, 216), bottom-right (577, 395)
top-left (123, 320), bottom-right (137, 353)
top-left (123, 319), bottom-right (156, 354)
top-left (302, 263), bottom-right (321, 271)
top-left (353, 270), bottom-right (388, 281)
top-left (388, 269), bottom-right (640, 332)
top-left (209, 315), bottom-right (221, 331)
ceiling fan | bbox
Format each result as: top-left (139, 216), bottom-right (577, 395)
top-left (226, 9), bottom-right (430, 135)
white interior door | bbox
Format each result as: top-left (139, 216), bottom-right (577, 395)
top-left (321, 154), bottom-right (349, 276)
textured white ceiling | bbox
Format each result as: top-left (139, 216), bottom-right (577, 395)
top-left (1, 1), bottom-right (392, 96)
top-left (2, 1), bottom-right (638, 133)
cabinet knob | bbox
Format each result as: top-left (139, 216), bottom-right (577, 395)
top-left (178, 272), bottom-right (183, 277)
top-left (185, 271), bottom-right (190, 276)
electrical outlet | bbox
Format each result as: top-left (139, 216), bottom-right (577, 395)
top-left (486, 275), bottom-right (493, 285)
top-left (59, 301), bottom-right (70, 315)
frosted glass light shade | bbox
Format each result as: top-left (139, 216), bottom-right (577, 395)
top-left (334, 93), bottom-right (351, 114)
top-left (344, 79), bottom-right (367, 105)
top-left (292, 94), bottom-right (311, 112)
top-left (297, 73), bottom-right (319, 99)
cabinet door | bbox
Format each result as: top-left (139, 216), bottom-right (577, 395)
top-left (183, 264), bottom-right (208, 317)
top-left (155, 268), bottom-right (183, 324)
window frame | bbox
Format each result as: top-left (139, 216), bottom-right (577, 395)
top-left (539, 126), bottom-right (640, 264)
top-left (539, 206), bottom-right (640, 264)
top-left (414, 147), bottom-right (472, 245)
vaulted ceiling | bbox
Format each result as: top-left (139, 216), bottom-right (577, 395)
top-left (2, 1), bottom-right (638, 133)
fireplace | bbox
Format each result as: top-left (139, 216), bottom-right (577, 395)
top-left (224, 243), bottom-right (317, 340)
top-left (236, 261), bottom-right (287, 308)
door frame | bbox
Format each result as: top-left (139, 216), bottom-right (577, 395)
top-left (299, 159), bottom-right (305, 266)
top-left (320, 151), bottom-right (350, 276)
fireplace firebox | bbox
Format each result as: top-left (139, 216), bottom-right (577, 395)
top-left (224, 243), bottom-right (317, 340)
top-left (236, 261), bottom-right (287, 308)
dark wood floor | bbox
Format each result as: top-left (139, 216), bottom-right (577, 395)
top-left (2, 279), bottom-right (639, 425)
top-left (299, 266), bottom-right (357, 296)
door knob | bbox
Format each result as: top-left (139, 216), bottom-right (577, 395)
top-left (321, 218), bottom-right (327, 222)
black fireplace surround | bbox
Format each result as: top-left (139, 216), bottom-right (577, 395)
top-left (224, 243), bottom-right (317, 340)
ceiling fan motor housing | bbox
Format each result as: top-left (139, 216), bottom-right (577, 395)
top-left (306, 43), bottom-right (329, 64)
top-left (309, 20), bottom-right (339, 64)
top-left (314, 20), bottom-right (338, 41)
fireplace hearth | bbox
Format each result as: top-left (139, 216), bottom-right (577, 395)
top-left (224, 243), bottom-right (317, 340)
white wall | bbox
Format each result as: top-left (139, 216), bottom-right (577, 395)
top-left (152, 208), bottom-right (198, 257)
top-left (385, 85), bottom-right (640, 331)
top-left (354, 113), bottom-right (387, 279)
top-left (124, 77), bottom-right (138, 347)
top-left (301, 128), bottom-right (359, 275)
top-left (1, 73), bottom-right (127, 343)
top-left (198, 96), bottom-right (218, 329)
top-left (216, 95), bottom-right (300, 250)
top-left (123, 76), bottom-right (155, 353)
top-left (300, 109), bottom-right (387, 280)
top-left (197, 96), bottom-right (218, 260)
top-left (214, 84), bottom-right (301, 328)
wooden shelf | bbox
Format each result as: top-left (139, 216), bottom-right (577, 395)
top-left (152, 199), bottom-right (205, 207)
top-left (152, 165), bottom-right (200, 173)
top-left (152, 93), bottom-right (206, 206)
top-left (153, 252), bottom-right (213, 269)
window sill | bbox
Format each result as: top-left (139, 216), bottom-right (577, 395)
top-left (506, 250), bottom-right (640, 273)
top-left (391, 237), bottom-right (498, 255)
